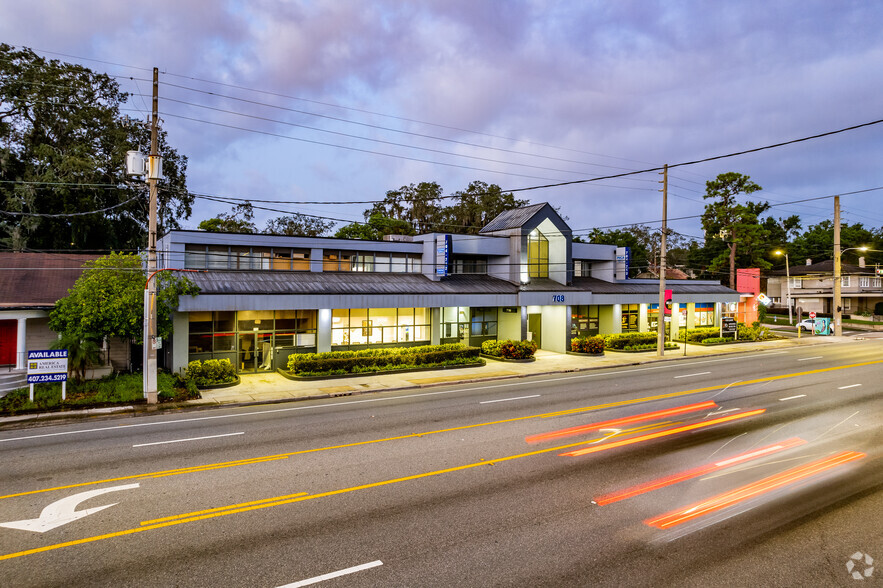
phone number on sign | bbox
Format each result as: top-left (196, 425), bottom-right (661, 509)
top-left (27, 373), bottom-right (68, 383)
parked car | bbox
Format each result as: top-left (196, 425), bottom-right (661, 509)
top-left (797, 318), bottom-right (815, 332)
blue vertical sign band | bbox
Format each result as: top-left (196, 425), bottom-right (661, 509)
top-left (445, 234), bottom-right (452, 276)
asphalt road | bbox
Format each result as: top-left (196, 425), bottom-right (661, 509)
top-left (1, 339), bottom-right (881, 587)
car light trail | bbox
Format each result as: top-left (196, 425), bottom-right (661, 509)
top-left (644, 450), bottom-right (866, 529)
top-left (559, 409), bottom-right (766, 457)
top-left (593, 438), bottom-right (807, 505)
top-left (525, 401), bottom-right (718, 444)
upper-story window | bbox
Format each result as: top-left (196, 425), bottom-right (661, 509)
top-left (184, 244), bottom-right (310, 270)
top-left (841, 276), bottom-right (851, 287)
top-left (859, 276), bottom-right (882, 288)
top-left (528, 229), bottom-right (549, 278)
top-left (574, 260), bottom-right (592, 277)
top-left (323, 249), bottom-right (422, 272)
top-left (451, 257), bottom-right (487, 275)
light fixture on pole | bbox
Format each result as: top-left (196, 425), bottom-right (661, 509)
top-left (773, 250), bottom-right (792, 325)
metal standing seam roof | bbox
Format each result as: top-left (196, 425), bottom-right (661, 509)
top-left (479, 203), bottom-right (549, 233)
top-left (188, 271), bottom-right (519, 296)
top-left (188, 272), bottom-right (736, 297)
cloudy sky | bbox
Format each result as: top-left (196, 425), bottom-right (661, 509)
top-left (3, 0), bottom-right (883, 242)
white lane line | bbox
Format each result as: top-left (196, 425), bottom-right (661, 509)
top-left (132, 432), bottom-right (244, 448)
top-left (778, 394), bottom-right (807, 401)
top-left (278, 560), bottom-right (383, 587)
top-left (838, 384), bottom-right (862, 390)
top-left (480, 394), bottom-right (541, 404)
top-left (0, 351), bottom-right (792, 444)
top-left (674, 371), bottom-right (711, 379)
top-left (797, 356), bottom-right (824, 361)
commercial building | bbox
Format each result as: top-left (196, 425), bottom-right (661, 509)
top-left (158, 203), bottom-right (739, 374)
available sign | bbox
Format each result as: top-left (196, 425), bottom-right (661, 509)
top-left (26, 349), bottom-right (68, 400)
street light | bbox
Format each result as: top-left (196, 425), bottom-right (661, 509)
top-left (773, 250), bottom-right (792, 325)
top-left (834, 246), bottom-right (868, 337)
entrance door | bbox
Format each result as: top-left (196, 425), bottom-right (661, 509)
top-left (239, 333), bottom-right (256, 372)
top-left (528, 314), bottom-right (542, 348)
top-left (239, 332), bottom-right (274, 373)
top-left (0, 320), bottom-right (16, 366)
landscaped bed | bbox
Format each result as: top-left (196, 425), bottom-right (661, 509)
top-left (480, 339), bottom-right (538, 362)
top-left (284, 343), bottom-right (483, 378)
top-left (0, 371), bottom-right (200, 416)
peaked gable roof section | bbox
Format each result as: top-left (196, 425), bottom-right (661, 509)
top-left (0, 252), bottom-right (98, 308)
top-left (479, 202), bottom-right (571, 236)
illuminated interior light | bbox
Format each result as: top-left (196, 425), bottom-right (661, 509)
top-left (526, 401), bottom-right (718, 444)
top-left (559, 409), bottom-right (766, 457)
top-left (644, 450), bottom-right (866, 529)
top-left (594, 437), bottom-right (807, 505)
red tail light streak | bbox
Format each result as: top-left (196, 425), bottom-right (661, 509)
top-left (525, 401), bottom-right (719, 444)
top-left (593, 437), bottom-right (807, 505)
top-left (559, 409), bottom-right (767, 457)
top-left (644, 450), bottom-right (866, 529)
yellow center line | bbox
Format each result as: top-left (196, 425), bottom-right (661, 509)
top-left (140, 492), bottom-right (309, 525)
top-left (0, 436), bottom-right (604, 562)
top-left (2, 358), bottom-right (880, 503)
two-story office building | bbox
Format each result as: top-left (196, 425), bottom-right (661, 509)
top-left (158, 203), bottom-right (739, 374)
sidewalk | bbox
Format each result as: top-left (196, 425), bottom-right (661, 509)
top-left (196, 334), bottom-right (846, 405)
top-left (0, 335), bottom-right (850, 427)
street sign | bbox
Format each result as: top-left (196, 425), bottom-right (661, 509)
top-left (809, 311), bottom-right (817, 319)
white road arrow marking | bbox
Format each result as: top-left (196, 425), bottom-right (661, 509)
top-left (0, 483), bottom-right (139, 533)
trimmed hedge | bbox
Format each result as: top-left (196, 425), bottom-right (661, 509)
top-left (678, 327), bottom-right (728, 343)
top-left (481, 339), bottom-right (537, 360)
top-left (287, 343), bottom-right (480, 375)
top-left (185, 359), bottom-right (237, 387)
top-left (570, 336), bottom-right (605, 354)
top-left (603, 332), bottom-right (661, 350)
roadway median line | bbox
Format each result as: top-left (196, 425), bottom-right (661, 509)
top-left (4, 358), bottom-right (881, 504)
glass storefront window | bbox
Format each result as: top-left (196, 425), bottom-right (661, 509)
top-left (621, 304), bottom-right (639, 332)
top-left (214, 333), bottom-right (236, 352)
top-left (695, 303), bottom-right (715, 326)
top-left (213, 311), bottom-right (235, 332)
top-left (238, 310), bottom-right (274, 332)
top-left (189, 311), bottom-right (213, 333)
top-left (188, 333), bottom-right (212, 354)
top-left (330, 308), bottom-right (430, 348)
top-left (571, 305), bottom-right (599, 336)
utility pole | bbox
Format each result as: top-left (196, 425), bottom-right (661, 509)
top-left (143, 67), bottom-right (159, 404)
top-left (657, 164), bottom-right (668, 357)
top-left (833, 195), bottom-right (842, 337)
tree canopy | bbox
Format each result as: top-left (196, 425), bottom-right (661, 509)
top-left (0, 44), bottom-right (193, 251)
top-left (699, 172), bottom-right (767, 288)
top-left (48, 253), bottom-right (199, 350)
top-left (335, 212), bottom-right (416, 240)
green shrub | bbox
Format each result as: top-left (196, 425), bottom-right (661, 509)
top-left (287, 344), bottom-right (480, 375)
top-left (738, 322), bottom-right (774, 341)
top-left (603, 332), bottom-right (660, 350)
top-left (185, 359), bottom-right (237, 387)
top-left (499, 339), bottom-right (537, 359)
top-left (570, 336), bottom-right (605, 354)
top-left (481, 339), bottom-right (503, 357)
top-left (678, 327), bottom-right (731, 343)
top-left (700, 337), bottom-right (730, 344)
